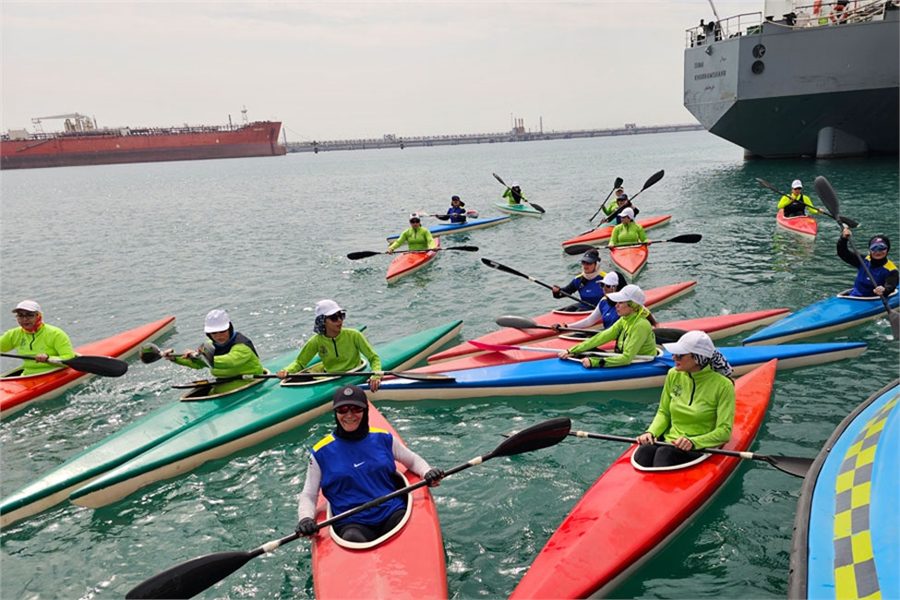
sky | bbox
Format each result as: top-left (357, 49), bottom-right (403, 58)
top-left (1, 1), bottom-right (762, 141)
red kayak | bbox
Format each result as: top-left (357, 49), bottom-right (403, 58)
top-left (609, 244), bottom-right (649, 278)
top-left (561, 215), bottom-right (671, 249)
top-left (413, 309), bottom-right (789, 374)
top-left (311, 402), bottom-right (447, 599)
top-left (426, 281), bottom-right (696, 364)
top-left (386, 238), bottom-right (441, 283)
top-left (509, 360), bottom-right (777, 599)
top-left (0, 316), bottom-right (175, 417)
top-left (776, 209), bottom-right (817, 238)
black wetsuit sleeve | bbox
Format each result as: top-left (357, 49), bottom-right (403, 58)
top-left (885, 270), bottom-right (898, 296)
top-left (836, 237), bottom-right (862, 268)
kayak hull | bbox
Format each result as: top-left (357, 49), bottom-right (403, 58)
top-left (609, 245), bottom-right (648, 278)
top-left (776, 209), bottom-right (818, 238)
top-left (494, 202), bottom-right (543, 217)
top-left (312, 403), bottom-right (447, 599)
top-left (561, 215), bottom-right (671, 248)
top-left (509, 361), bottom-right (777, 599)
top-left (386, 215), bottom-right (510, 239)
top-left (386, 239), bottom-right (440, 282)
top-left (0, 316), bottom-right (176, 417)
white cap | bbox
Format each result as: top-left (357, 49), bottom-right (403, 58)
top-left (601, 272), bottom-right (620, 287)
top-left (619, 207), bottom-right (635, 220)
top-left (409, 212), bottom-right (421, 221)
top-left (511, 181), bottom-right (520, 187)
top-left (315, 299), bottom-right (344, 318)
top-left (606, 284), bottom-right (645, 305)
top-left (13, 300), bottom-right (41, 313)
top-left (204, 309), bottom-right (231, 333)
top-left (791, 179), bottom-right (803, 189)
top-left (663, 330), bottom-right (715, 358)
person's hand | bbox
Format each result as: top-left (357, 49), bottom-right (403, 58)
top-left (423, 468), bottom-right (444, 487)
top-left (160, 348), bottom-right (175, 361)
top-left (581, 357), bottom-right (593, 368)
top-left (368, 375), bottom-right (381, 392)
top-left (672, 436), bottom-right (694, 451)
top-left (386, 248), bottom-right (394, 254)
top-left (551, 285), bottom-right (561, 299)
top-left (841, 226), bottom-right (851, 239)
top-left (181, 350), bottom-right (197, 359)
top-left (558, 351), bottom-right (570, 359)
top-left (873, 285), bottom-right (886, 296)
top-left (295, 517), bottom-right (317, 536)
top-left (276, 370), bottom-right (288, 379)
top-left (636, 432), bottom-right (655, 446)
top-left (34, 353), bottom-right (49, 363)
top-left (551, 323), bottom-right (563, 332)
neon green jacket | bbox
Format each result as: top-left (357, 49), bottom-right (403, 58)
top-left (503, 188), bottom-right (527, 205)
top-left (1, 324), bottom-right (76, 376)
top-left (172, 343), bottom-right (264, 378)
top-left (388, 227), bottom-right (436, 251)
top-left (777, 193), bottom-right (819, 214)
top-left (283, 328), bottom-right (382, 374)
top-left (566, 306), bottom-right (656, 367)
top-left (608, 221), bottom-right (647, 247)
top-left (646, 365), bottom-right (735, 449)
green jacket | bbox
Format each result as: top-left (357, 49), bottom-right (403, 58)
top-left (172, 342), bottom-right (264, 378)
top-left (777, 193), bottom-right (819, 214)
top-left (646, 365), bottom-right (735, 449)
top-left (0, 324), bottom-right (76, 376)
top-left (567, 307), bottom-right (655, 367)
top-left (283, 328), bottom-right (382, 374)
top-left (503, 188), bottom-right (527, 206)
top-left (388, 227), bottom-right (436, 252)
top-left (608, 221), bottom-right (647, 247)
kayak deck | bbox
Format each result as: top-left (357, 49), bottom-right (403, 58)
top-left (494, 202), bottom-right (543, 217)
top-left (386, 238), bottom-right (441, 282)
top-left (561, 215), bottom-right (671, 248)
top-left (609, 244), bottom-right (649, 278)
top-left (776, 209), bottom-right (818, 238)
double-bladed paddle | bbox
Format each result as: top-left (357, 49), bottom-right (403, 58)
top-left (124, 417), bottom-right (572, 599)
top-left (0, 352), bottom-right (128, 377)
top-left (493, 316), bottom-right (686, 344)
top-left (562, 234), bottom-right (703, 256)
top-left (468, 340), bottom-right (658, 361)
top-left (140, 343), bottom-right (214, 368)
top-left (480, 258), bottom-right (597, 308)
top-left (602, 169), bottom-right (664, 224)
top-left (492, 172), bottom-right (546, 213)
top-left (814, 175), bottom-right (899, 340)
top-left (756, 177), bottom-right (859, 228)
top-left (348, 246), bottom-right (478, 260)
top-left (569, 430), bottom-right (814, 478)
top-left (417, 210), bottom-right (480, 221)
top-left (588, 176), bottom-right (624, 222)
top-left (171, 369), bottom-right (455, 389)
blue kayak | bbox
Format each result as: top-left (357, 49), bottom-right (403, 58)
top-left (789, 379), bottom-right (899, 599)
top-left (743, 290), bottom-right (900, 345)
top-left (386, 215), bottom-right (510, 240)
top-left (373, 342), bottom-right (866, 401)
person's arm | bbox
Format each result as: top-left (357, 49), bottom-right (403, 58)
top-left (45, 328), bottom-right (76, 361)
top-left (776, 195), bottom-right (792, 210)
top-left (354, 331), bottom-right (382, 372)
top-left (637, 225), bottom-right (648, 243)
top-left (283, 337), bottom-right (319, 374)
top-left (297, 454), bottom-right (323, 521)
top-left (211, 343), bottom-right (258, 372)
top-left (689, 382), bottom-right (736, 449)
top-left (646, 374), bottom-right (674, 439)
top-left (608, 225), bottom-right (621, 247)
top-left (0, 329), bottom-right (17, 353)
top-left (388, 229), bottom-right (409, 252)
top-left (568, 305), bottom-right (603, 329)
top-left (171, 355), bottom-right (207, 370)
top-left (425, 229), bottom-right (437, 250)
top-left (392, 438), bottom-right (431, 476)
top-left (567, 319), bottom-right (621, 354)
top-left (836, 235), bottom-right (861, 268)
top-left (803, 195), bottom-right (820, 215)
top-left (602, 319), bottom-right (653, 367)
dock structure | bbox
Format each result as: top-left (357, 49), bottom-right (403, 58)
top-left (286, 123), bottom-right (704, 153)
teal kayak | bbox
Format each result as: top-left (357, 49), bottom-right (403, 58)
top-left (68, 321), bottom-right (462, 510)
top-left (495, 202), bottom-right (543, 217)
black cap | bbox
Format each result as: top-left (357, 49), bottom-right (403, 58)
top-left (333, 385), bottom-right (368, 409)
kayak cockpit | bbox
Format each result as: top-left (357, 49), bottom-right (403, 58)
top-left (326, 471), bottom-right (413, 550)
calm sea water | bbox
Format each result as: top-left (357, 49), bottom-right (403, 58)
top-left (1, 131), bottom-right (897, 599)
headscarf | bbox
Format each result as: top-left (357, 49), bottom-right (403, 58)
top-left (314, 314), bottom-right (327, 335)
top-left (20, 314), bottom-right (43, 334)
top-left (333, 405), bottom-right (370, 441)
top-left (695, 350), bottom-right (734, 378)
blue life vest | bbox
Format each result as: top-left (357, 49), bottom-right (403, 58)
top-left (447, 206), bottom-right (467, 223)
top-left (851, 257), bottom-right (897, 297)
top-left (597, 298), bottom-right (619, 328)
top-left (570, 276), bottom-right (604, 310)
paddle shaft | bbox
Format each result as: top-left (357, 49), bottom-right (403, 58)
top-left (0, 352), bottom-right (127, 377)
top-left (480, 258), bottom-right (597, 308)
top-left (172, 370), bottom-right (453, 388)
top-left (348, 246), bottom-right (477, 260)
top-left (492, 172), bottom-right (545, 213)
top-left (589, 177), bottom-right (624, 222)
top-left (603, 169), bottom-right (664, 224)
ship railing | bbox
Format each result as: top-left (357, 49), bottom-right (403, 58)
top-left (685, 12), bottom-right (762, 47)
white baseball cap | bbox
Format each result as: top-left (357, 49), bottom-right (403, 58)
top-left (409, 212), bottom-right (421, 221)
top-left (204, 309), bottom-right (231, 333)
top-left (601, 272), bottom-right (620, 287)
top-left (663, 330), bottom-right (715, 358)
top-left (791, 179), bottom-right (803, 189)
top-left (511, 181), bottom-right (520, 187)
top-left (315, 299), bottom-right (344, 318)
top-left (606, 284), bottom-right (645, 305)
top-left (619, 207), bottom-right (635, 220)
top-left (13, 300), bottom-right (41, 314)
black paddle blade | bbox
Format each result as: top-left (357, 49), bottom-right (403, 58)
top-left (529, 202), bottom-right (547, 214)
top-left (762, 455), bottom-right (814, 478)
top-left (493, 417), bottom-right (572, 457)
top-left (614, 176), bottom-right (623, 188)
top-left (139, 343), bottom-right (163, 364)
top-left (492, 172), bottom-right (508, 187)
top-left (670, 233), bottom-right (702, 243)
top-left (814, 176), bottom-right (840, 221)
top-left (495, 315), bottom-right (542, 330)
top-left (889, 311), bottom-right (900, 340)
top-left (838, 215), bottom-right (860, 229)
top-left (641, 169), bottom-right (665, 190)
top-left (445, 245), bottom-right (479, 252)
top-left (564, 244), bottom-right (598, 256)
top-left (63, 355), bottom-right (128, 377)
top-left (126, 550), bottom-right (255, 599)
top-left (755, 177), bottom-right (782, 195)
top-left (347, 251), bottom-right (381, 260)
top-left (653, 328), bottom-right (687, 344)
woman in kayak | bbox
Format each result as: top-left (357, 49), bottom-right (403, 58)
top-left (558, 284), bottom-right (657, 367)
top-left (295, 385), bottom-right (444, 542)
top-left (447, 195), bottom-right (468, 223)
top-left (387, 213), bottom-right (436, 253)
top-left (837, 229), bottom-right (898, 298)
top-left (553, 270), bottom-right (627, 330)
top-left (277, 300), bottom-right (383, 392)
top-left (604, 190), bottom-right (640, 224)
top-left (1, 300), bottom-right (76, 376)
top-left (608, 208), bottom-right (647, 247)
top-left (165, 309), bottom-right (264, 379)
top-left (778, 179), bottom-right (819, 218)
top-left (635, 330), bottom-right (735, 468)
top-left (551, 248), bottom-right (606, 311)
top-left (503, 182), bottom-right (525, 206)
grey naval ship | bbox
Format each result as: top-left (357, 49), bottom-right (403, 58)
top-left (683, 0), bottom-right (899, 159)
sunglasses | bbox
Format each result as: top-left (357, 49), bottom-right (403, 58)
top-left (672, 353), bottom-right (690, 359)
top-left (335, 404), bottom-right (365, 414)
top-left (14, 312), bottom-right (38, 318)
top-left (870, 245), bottom-right (888, 252)
top-left (326, 311), bottom-right (347, 322)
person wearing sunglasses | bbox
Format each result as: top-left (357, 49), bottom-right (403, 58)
top-left (553, 270), bottom-right (628, 332)
top-left (634, 330), bottom-right (735, 468)
top-left (778, 179), bottom-right (819, 218)
top-left (447, 195), bottom-right (468, 224)
top-left (607, 207), bottom-right (647, 248)
top-left (1, 300), bottom-right (75, 377)
top-left (603, 190), bottom-right (641, 225)
top-left (277, 300), bottom-right (383, 392)
top-left (295, 385), bottom-right (444, 542)
top-left (551, 249), bottom-right (608, 312)
top-left (164, 309), bottom-right (263, 379)
top-left (386, 213), bottom-right (436, 254)
top-left (837, 229), bottom-right (897, 298)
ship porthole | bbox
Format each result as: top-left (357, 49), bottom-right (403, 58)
top-left (752, 43), bottom-right (766, 58)
top-left (751, 60), bottom-right (765, 74)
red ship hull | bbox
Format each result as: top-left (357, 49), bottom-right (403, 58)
top-left (1, 121), bottom-right (285, 170)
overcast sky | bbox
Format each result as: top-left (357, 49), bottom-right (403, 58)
top-left (2, 1), bottom-right (761, 141)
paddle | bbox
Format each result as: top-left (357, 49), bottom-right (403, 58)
top-left (563, 234), bottom-right (703, 256)
top-left (468, 340), bottom-right (658, 361)
top-left (814, 175), bottom-right (900, 340)
top-left (171, 370), bottom-right (456, 389)
top-left (492, 317), bottom-right (686, 344)
top-left (756, 177), bottom-right (859, 228)
top-left (492, 172), bottom-right (546, 214)
top-left (348, 246), bottom-right (478, 260)
top-left (588, 176), bottom-right (624, 223)
top-left (480, 258), bottom-right (597, 308)
top-left (568, 430), bottom-right (813, 478)
top-left (0, 352), bottom-right (128, 377)
top-left (418, 210), bottom-right (480, 221)
top-left (602, 169), bottom-right (664, 224)
top-left (124, 417), bottom-right (572, 600)
top-left (140, 343), bottom-right (214, 368)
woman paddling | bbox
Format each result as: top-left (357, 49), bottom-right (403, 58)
top-left (837, 229), bottom-right (898, 298)
top-left (387, 213), bottom-right (437, 253)
top-left (277, 300), bottom-right (383, 392)
top-left (635, 330), bottom-right (735, 468)
top-left (503, 182), bottom-right (526, 206)
top-left (608, 208), bottom-right (647, 247)
top-left (295, 385), bottom-right (444, 542)
top-left (165, 309), bottom-right (264, 379)
top-left (553, 270), bottom-right (626, 331)
top-left (604, 190), bottom-right (640, 224)
top-left (778, 179), bottom-right (819, 218)
top-left (447, 195), bottom-right (468, 223)
top-left (1, 300), bottom-right (75, 376)
top-left (550, 249), bottom-right (607, 311)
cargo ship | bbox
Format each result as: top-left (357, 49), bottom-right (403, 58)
top-left (683, 0), bottom-right (899, 159)
top-left (1, 113), bottom-right (286, 170)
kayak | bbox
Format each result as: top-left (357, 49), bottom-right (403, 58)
top-left (386, 215), bottom-right (510, 240)
top-left (743, 289), bottom-right (900, 345)
top-left (788, 379), bottom-right (898, 600)
top-left (494, 202), bottom-right (543, 217)
top-left (776, 209), bottom-right (818, 238)
top-left (386, 238), bottom-right (440, 283)
top-left (179, 372), bottom-right (268, 401)
top-left (0, 316), bottom-right (175, 417)
top-left (509, 360), bottom-right (777, 599)
top-left (561, 215), bottom-right (671, 249)
top-left (426, 281), bottom-right (696, 364)
top-left (67, 321), bottom-right (462, 511)
top-left (609, 244), bottom-right (649, 278)
top-left (413, 309), bottom-right (790, 374)
top-left (312, 402), bottom-right (447, 599)
top-left (374, 342), bottom-right (865, 401)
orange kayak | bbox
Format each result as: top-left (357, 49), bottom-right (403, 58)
top-left (386, 239), bottom-right (440, 283)
top-left (609, 244), bottom-right (649, 278)
top-left (776, 209), bottom-right (817, 238)
top-left (561, 215), bottom-right (671, 248)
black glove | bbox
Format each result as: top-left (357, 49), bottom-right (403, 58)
top-left (295, 517), bottom-right (317, 536)
top-left (423, 468), bottom-right (444, 486)
top-left (551, 289), bottom-right (562, 299)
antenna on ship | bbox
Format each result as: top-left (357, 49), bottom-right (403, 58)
top-left (241, 105), bottom-right (249, 125)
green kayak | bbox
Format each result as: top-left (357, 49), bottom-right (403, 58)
top-left (494, 202), bottom-right (543, 217)
top-left (68, 321), bottom-right (462, 510)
